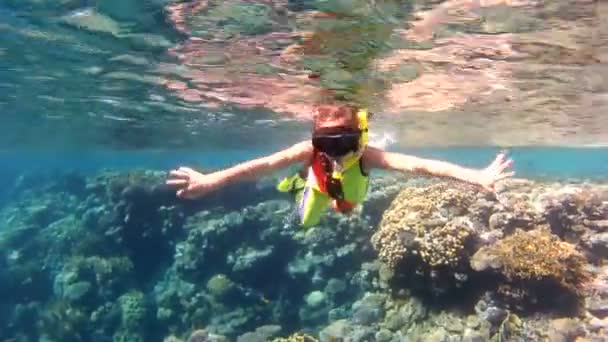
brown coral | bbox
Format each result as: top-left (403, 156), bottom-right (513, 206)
top-left (471, 228), bottom-right (591, 292)
top-left (419, 221), bottom-right (475, 268)
top-left (271, 332), bottom-right (318, 342)
top-left (371, 225), bottom-right (411, 269)
top-left (371, 183), bottom-right (478, 268)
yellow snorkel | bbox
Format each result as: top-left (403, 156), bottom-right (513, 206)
top-left (331, 108), bottom-right (369, 180)
top-left (357, 108), bottom-right (369, 149)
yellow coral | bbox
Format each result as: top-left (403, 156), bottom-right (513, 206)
top-left (370, 225), bottom-right (410, 268)
top-left (486, 228), bottom-right (591, 291)
top-left (271, 332), bottom-right (318, 342)
top-left (420, 222), bottom-right (474, 268)
top-left (371, 183), bottom-right (477, 268)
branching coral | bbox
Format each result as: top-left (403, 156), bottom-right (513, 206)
top-left (119, 291), bottom-right (146, 327)
top-left (114, 290), bottom-right (148, 342)
top-left (60, 255), bottom-right (134, 298)
top-left (39, 300), bottom-right (87, 341)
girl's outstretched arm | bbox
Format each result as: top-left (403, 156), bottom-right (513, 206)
top-left (167, 141), bottom-right (313, 199)
top-left (364, 146), bottom-right (514, 191)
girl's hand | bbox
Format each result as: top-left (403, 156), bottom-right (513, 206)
top-left (477, 152), bottom-right (515, 191)
top-left (166, 167), bottom-right (222, 199)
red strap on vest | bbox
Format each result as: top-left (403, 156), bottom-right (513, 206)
top-left (311, 151), bottom-right (355, 213)
top-left (332, 199), bottom-right (355, 213)
top-left (311, 151), bottom-right (328, 192)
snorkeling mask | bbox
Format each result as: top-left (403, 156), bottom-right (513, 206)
top-left (312, 129), bottom-right (361, 158)
top-left (311, 109), bottom-right (369, 158)
top-left (313, 109), bottom-right (370, 186)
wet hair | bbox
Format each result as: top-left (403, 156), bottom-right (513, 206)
top-left (312, 104), bottom-right (358, 129)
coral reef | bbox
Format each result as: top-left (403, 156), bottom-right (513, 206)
top-left (1, 169), bottom-right (607, 341)
top-left (115, 290), bottom-right (148, 341)
top-left (370, 182), bottom-right (606, 335)
top-left (419, 221), bottom-right (475, 268)
top-left (271, 332), bottom-right (318, 342)
top-left (370, 182), bottom-right (484, 297)
top-left (471, 228), bottom-right (591, 292)
top-left (372, 183), bottom-right (478, 269)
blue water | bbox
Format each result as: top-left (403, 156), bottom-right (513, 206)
top-left (1, 1), bottom-right (607, 341)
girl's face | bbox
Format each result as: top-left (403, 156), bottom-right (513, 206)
top-left (312, 105), bottom-right (361, 157)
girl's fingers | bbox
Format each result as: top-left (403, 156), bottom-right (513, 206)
top-left (178, 166), bottom-right (197, 174)
top-left (497, 171), bottom-right (515, 181)
top-left (488, 153), bottom-right (506, 171)
top-left (166, 179), bottom-right (188, 187)
top-left (499, 159), bottom-right (513, 171)
top-left (177, 188), bottom-right (191, 198)
top-left (169, 170), bottom-right (190, 179)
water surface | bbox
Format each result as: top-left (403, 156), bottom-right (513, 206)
top-left (1, 0), bottom-right (606, 149)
